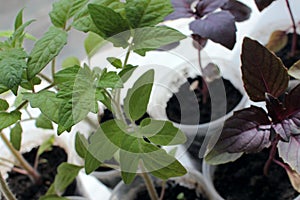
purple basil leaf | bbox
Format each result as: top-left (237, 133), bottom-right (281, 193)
top-left (265, 93), bottom-right (285, 122)
top-left (189, 11), bottom-right (237, 50)
top-left (285, 84), bottom-right (300, 115)
top-left (254, 0), bottom-right (277, 11)
top-left (221, 0), bottom-right (251, 22)
top-left (213, 106), bottom-right (272, 154)
top-left (278, 134), bottom-right (300, 174)
top-left (165, 0), bottom-right (194, 20)
top-left (272, 117), bottom-right (300, 142)
top-left (192, 34), bottom-right (208, 50)
top-left (241, 37), bottom-right (289, 101)
top-left (196, 0), bottom-right (228, 17)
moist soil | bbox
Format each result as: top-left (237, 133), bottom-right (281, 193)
top-left (275, 33), bottom-right (300, 69)
top-left (166, 76), bottom-right (242, 125)
top-left (4, 146), bottom-right (77, 200)
top-left (213, 149), bottom-right (299, 200)
top-left (135, 180), bottom-right (208, 200)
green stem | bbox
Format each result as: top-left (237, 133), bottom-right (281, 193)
top-left (0, 172), bottom-right (16, 200)
top-left (14, 100), bottom-right (28, 111)
top-left (123, 46), bottom-right (131, 68)
top-left (38, 73), bottom-right (52, 84)
top-left (0, 133), bottom-right (41, 184)
top-left (104, 89), bottom-right (127, 124)
top-left (51, 58), bottom-right (56, 81)
top-left (140, 163), bottom-right (159, 200)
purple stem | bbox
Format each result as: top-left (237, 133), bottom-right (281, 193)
top-left (263, 136), bottom-right (280, 176)
top-left (285, 0), bottom-right (297, 57)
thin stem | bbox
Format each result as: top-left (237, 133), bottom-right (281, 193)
top-left (14, 100), bottom-right (28, 111)
top-left (24, 107), bottom-right (33, 119)
top-left (140, 164), bottom-right (159, 200)
top-left (123, 47), bottom-right (131, 68)
top-left (159, 180), bottom-right (166, 200)
top-left (38, 73), bottom-right (52, 84)
top-left (273, 158), bottom-right (289, 171)
top-left (104, 89), bottom-right (127, 124)
top-left (51, 58), bottom-right (56, 80)
top-left (0, 133), bottom-right (41, 184)
top-left (264, 136), bottom-right (280, 176)
top-left (197, 49), bottom-right (205, 75)
top-left (38, 83), bottom-right (55, 92)
top-left (285, 0), bottom-right (297, 56)
top-left (0, 172), bottom-right (17, 200)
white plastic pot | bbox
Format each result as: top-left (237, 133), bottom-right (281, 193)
top-left (109, 168), bottom-right (222, 200)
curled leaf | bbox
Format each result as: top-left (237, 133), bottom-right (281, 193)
top-left (288, 60), bottom-right (300, 79)
top-left (286, 168), bottom-right (300, 193)
top-left (265, 30), bottom-right (288, 53)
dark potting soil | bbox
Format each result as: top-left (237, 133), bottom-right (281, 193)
top-left (275, 33), bottom-right (300, 69)
top-left (166, 76), bottom-right (242, 125)
top-left (135, 180), bottom-right (207, 200)
top-left (4, 146), bottom-right (77, 200)
top-left (213, 149), bottom-right (299, 200)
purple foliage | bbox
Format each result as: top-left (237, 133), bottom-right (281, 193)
top-left (165, 0), bottom-right (251, 50)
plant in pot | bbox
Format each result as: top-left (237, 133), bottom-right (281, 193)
top-left (152, 0), bottom-right (252, 162)
top-left (252, 0), bottom-right (300, 69)
top-left (204, 37), bottom-right (300, 200)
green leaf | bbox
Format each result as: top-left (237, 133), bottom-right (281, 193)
top-left (0, 111), bottom-right (21, 130)
top-left (53, 163), bottom-right (82, 194)
top-left (98, 69), bottom-right (123, 89)
top-left (289, 60), bottom-right (300, 79)
top-left (118, 64), bottom-right (137, 83)
top-left (23, 91), bottom-right (63, 123)
top-left (75, 132), bottom-right (88, 158)
top-left (10, 122), bottom-right (22, 150)
top-left (140, 119), bottom-right (186, 146)
top-left (0, 57), bottom-right (26, 89)
top-left (36, 114), bottom-right (53, 130)
top-left (10, 20), bottom-right (35, 48)
top-left (0, 48), bottom-right (28, 60)
top-left (84, 150), bottom-right (102, 174)
top-left (125, 0), bottom-right (173, 28)
top-left (84, 32), bottom-right (106, 59)
top-left (132, 26), bottom-right (186, 56)
top-left (20, 72), bottom-right (41, 90)
top-left (0, 84), bottom-right (8, 94)
top-left (124, 69), bottom-right (154, 121)
top-left (204, 150), bottom-right (243, 165)
top-left (14, 9), bottom-right (24, 31)
top-left (54, 65), bottom-right (81, 86)
top-left (0, 99), bottom-right (9, 111)
top-left (37, 135), bottom-right (55, 157)
top-left (107, 57), bottom-right (122, 69)
top-left (0, 31), bottom-right (36, 41)
top-left (57, 66), bottom-right (98, 134)
top-left (61, 56), bottom-right (80, 68)
top-left (88, 4), bottom-right (130, 48)
top-left (27, 27), bottom-right (68, 79)
top-left (50, 0), bottom-right (88, 28)
top-left (121, 171), bottom-right (136, 184)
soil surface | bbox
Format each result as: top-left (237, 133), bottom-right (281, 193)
top-left (275, 33), bottom-right (300, 69)
top-left (135, 180), bottom-right (208, 200)
top-left (213, 149), bottom-right (299, 200)
top-left (4, 146), bottom-right (77, 200)
top-left (166, 76), bottom-right (242, 125)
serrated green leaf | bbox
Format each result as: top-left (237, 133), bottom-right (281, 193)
top-left (0, 57), bottom-right (26, 89)
top-left (50, 0), bottom-right (88, 28)
top-left (54, 65), bottom-right (81, 86)
top-left (98, 69), bottom-right (123, 89)
top-left (124, 69), bottom-right (154, 121)
top-left (14, 9), bottom-right (23, 31)
top-left (37, 135), bottom-right (55, 156)
top-left (61, 56), bottom-right (80, 68)
top-left (118, 64), bottom-right (137, 83)
top-left (107, 57), bottom-right (122, 69)
top-left (23, 91), bottom-right (63, 123)
top-left (36, 114), bottom-right (53, 130)
top-left (84, 32), bottom-right (106, 59)
top-left (289, 60), bottom-right (300, 79)
top-left (125, 0), bottom-right (173, 28)
top-left (75, 132), bottom-right (88, 158)
top-left (0, 111), bottom-right (21, 130)
top-left (140, 119), bottom-right (186, 146)
top-left (53, 163), bottom-right (82, 194)
top-left (88, 4), bottom-right (130, 48)
top-left (132, 26), bottom-right (186, 56)
top-left (10, 122), bottom-right (22, 150)
top-left (57, 66), bottom-right (98, 134)
top-left (27, 27), bottom-right (68, 79)
top-left (0, 99), bottom-right (9, 111)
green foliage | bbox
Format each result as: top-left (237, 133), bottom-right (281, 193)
top-left (84, 32), bottom-right (106, 59)
top-left (97, 68), bottom-right (123, 89)
top-left (124, 69), bottom-right (154, 121)
top-left (0, 99), bottom-right (9, 111)
top-left (10, 122), bottom-right (22, 150)
top-left (0, 111), bottom-right (21, 130)
top-left (61, 56), bottom-right (80, 68)
top-left (107, 57), bottom-right (122, 69)
top-left (27, 27), bottom-right (68, 79)
top-left (75, 132), bottom-right (88, 158)
top-left (36, 114), bottom-right (54, 130)
top-left (37, 135), bottom-right (55, 157)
